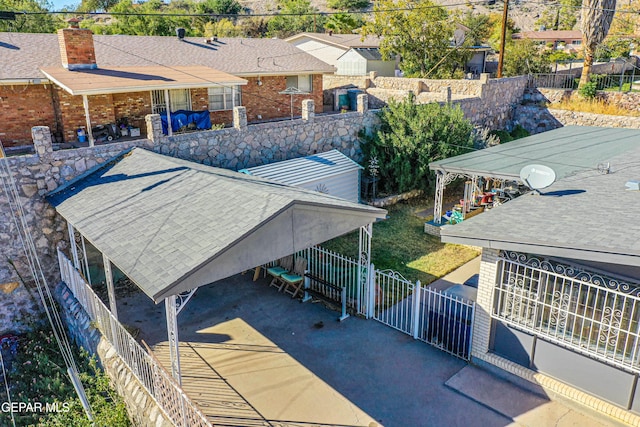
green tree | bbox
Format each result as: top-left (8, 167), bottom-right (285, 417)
top-left (361, 94), bottom-right (475, 194)
top-left (0, 0), bottom-right (64, 32)
top-left (326, 0), bottom-right (370, 11)
top-left (241, 17), bottom-right (269, 37)
top-left (502, 39), bottom-right (552, 76)
top-left (535, 0), bottom-right (581, 31)
top-left (89, 0), bottom-right (195, 36)
top-left (197, 0), bottom-right (242, 16)
top-left (267, 0), bottom-right (325, 38)
top-left (77, 0), bottom-right (119, 12)
top-left (579, 0), bottom-right (617, 87)
top-left (361, 0), bottom-right (457, 77)
top-left (324, 13), bottom-right (363, 33)
top-left (204, 18), bottom-right (242, 37)
top-left (459, 10), bottom-right (492, 46)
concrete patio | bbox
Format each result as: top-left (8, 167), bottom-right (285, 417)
top-left (116, 272), bottom-right (617, 427)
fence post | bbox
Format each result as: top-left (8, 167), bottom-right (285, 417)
top-left (412, 281), bottom-right (422, 339)
top-left (367, 264), bottom-right (376, 319)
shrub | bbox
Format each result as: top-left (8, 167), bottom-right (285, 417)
top-left (361, 93), bottom-right (475, 194)
top-left (6, 325), bottom-right (130, 427)
top-left (578, 81), bottom-right (598, 99)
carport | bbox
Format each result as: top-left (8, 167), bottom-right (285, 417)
top-left (47, 148), bottom-right (386, 384)
top-left (428, 126), bottom-right (640, 225)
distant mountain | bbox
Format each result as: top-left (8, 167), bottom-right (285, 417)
top-left (240, 0), bottom-right (555, 32)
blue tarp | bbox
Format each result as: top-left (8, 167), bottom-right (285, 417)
top-left (160, 110), bottom-right (212, 135)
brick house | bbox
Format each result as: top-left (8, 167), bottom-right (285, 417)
top-left (512, 30), bottom-right (583, 53)
top-left (0, 27), bottom-right (334, 148)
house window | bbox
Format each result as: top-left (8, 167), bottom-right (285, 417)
top-left (572, 40), bottom-right (582, 45)
top-left (151, 89), bottom-right (192, 114)
top-left (494, 251), bottom-right (640, 373)
top-left (207, 86), bottom-right (241, 111)
top-left (285, 75), bottom-right (312, 93)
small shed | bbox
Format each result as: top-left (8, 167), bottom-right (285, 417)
top-left (241, 150), bottom-right (363, 203)
top-left (336, 48), bottom-right (396, 77)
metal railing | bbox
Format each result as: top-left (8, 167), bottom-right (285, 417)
top-left (57, 249), bottom-right (212, 427)
top-left (495, 251), bottom-right (640, 373)
top-left (528, 73), bottom-right (638, 91)
top-left (303, 246), bottom-right (363, 313)
top-left (302, 246), bottom-right (476, 360)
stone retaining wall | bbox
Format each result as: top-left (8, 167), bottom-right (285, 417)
top-left (54, 282), bottom-right (173, 427)
top-left (0, 99), bottom-right (376, 334)
top-left (514, 105), bottom-right (640, 134)
top-left (525, 87), bottom-right (640, 109)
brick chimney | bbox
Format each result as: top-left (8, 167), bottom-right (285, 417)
top-left (57, 18), bottom-right (97, 71)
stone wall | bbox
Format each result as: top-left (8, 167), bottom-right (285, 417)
top-left (527, 87), bottom-right (640, 112)
top-left (151, 98), bottom-right (378, 170)
top-left (55, 282), bottom-right (173, 427)
top-left (0, 128), bottom-right (153, 334)
top-left (0, 99), bottom-right (375, 334)
top-left (323, 74), bottom-right (372, 90)
top-left (514, 105), bottom-right (640, 134)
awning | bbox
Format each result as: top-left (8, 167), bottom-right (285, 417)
top-left (40, 65), bottom-right (247, 96)
top-left (48, 148), bottom-right (386, 303)
top-left (429, 126), bottom-right (640, 182)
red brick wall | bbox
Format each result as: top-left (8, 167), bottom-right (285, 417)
top-left (0, 84), bottom-right (57, 147)
top-left (190, 88), bottom-right (233, 127)
top-left (4, 73), bottom-right (325, 146)
top-left (55, 88), bottom-right (115, 142)
top-left (112, 91), bottom-right (151, 132)
top-left (242, 75), bottom-right (323, 122)
top-left (57, 28), bottom-right (96, 68)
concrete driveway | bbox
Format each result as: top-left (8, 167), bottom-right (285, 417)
top-left (116, 273), bottom-right (537, 427)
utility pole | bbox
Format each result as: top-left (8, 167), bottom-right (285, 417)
top-left (497, 0), bottom-right (509, 78)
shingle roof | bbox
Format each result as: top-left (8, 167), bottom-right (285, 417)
top-left (429, 126), bottom-right (640, 182)
top-left (513, 30), bottom-right (583, 41)
top-left (286, 32), bottom-right (382, 49)
top-left (0, 32), bottom-right (335, 80)
top-left (439, 129), bottom-right (640, 265)
top-left (48, 148), bottom-right (385, 302)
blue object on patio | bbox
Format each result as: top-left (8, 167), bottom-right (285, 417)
top-left (160, 110), bottom-right (212, 135)
top-left (268, 255), bottom-right (294, 290)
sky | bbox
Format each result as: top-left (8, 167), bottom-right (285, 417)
top-left (49, 0), bottom-right (80, 11)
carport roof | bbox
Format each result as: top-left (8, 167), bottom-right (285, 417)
top-left (429, 126), bottom-right (640, 181)
top-left (48, 148), bottom-right (386, 302)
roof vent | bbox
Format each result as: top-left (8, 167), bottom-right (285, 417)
top-left (625, 180), bottom-right (640, 191)
top-left (67, 17), bottom-right (80, 29)
top-left (176, 27), bottom-right (186, 40)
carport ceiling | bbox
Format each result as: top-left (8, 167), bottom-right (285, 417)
top-left (48, 148), bottom-right (386, 303)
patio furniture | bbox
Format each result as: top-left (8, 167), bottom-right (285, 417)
top-left (268, 255), bottom-right (294, 289)
top-left (280, 257), bottom-right (308, 298)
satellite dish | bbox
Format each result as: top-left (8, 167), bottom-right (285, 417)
top-left (454, 29), bottom-right (466, 47)
top-left (519, 164), bottom-right (556, 191)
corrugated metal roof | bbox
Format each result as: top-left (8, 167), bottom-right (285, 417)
top-left (429, 126), bottom-right (640, 181)
top-left (242, 150), bottom-right (363, 186)
top-left (351, 48), bottom-right (384, 61)
top-left (47, 148), bottom-right (385, 302)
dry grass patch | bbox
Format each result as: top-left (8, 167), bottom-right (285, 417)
top-left (551, 98), bottom-right (640, 117)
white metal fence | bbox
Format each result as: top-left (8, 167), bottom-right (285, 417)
top-left (303, 246), bottom-right (476, 360)
top-left (57, 249), bottom-right (212, 427)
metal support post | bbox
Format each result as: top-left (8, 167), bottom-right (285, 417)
top-left (164, 89), bottom-right (172, 136)
top-left (412, 281), bottom-right (422, 339)
top-left (358, 224), bottom-right (373, 317)
top-left (367, 264), bottom-right (376, 319)
top-left (82, 94), bottom-right (94, 146)
top-left (67, 223), bottom-right (80, 270)
top-left (302, 272), bottom-right (311, 303)
top-left (80, 235), bottom-right (91, 285)
top-left (165, 295), bottom-right (182, 385)
top-left (433, 171), bottom-right (446, 225)
top-left (339, 286), bottom-right (349, 322)
top-left (102, 253), bottom-right (118, 320)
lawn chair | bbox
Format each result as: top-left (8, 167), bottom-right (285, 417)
top-left (280, 257), bottom-right (308, 298)
top-left (267, 255), bottom-right (294, 289)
